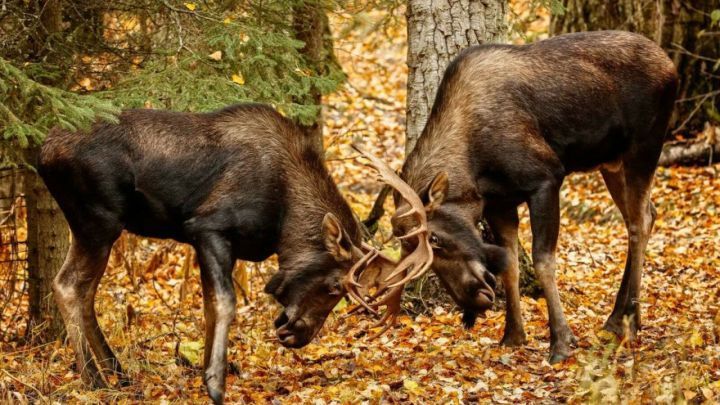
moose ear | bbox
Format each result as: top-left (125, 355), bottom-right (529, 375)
top-left (322, 213), bottom-right (353, 262)
top-left (426, 172), bottom-right (449, 213)
top-left (264, 272), bottom-right (284, 295)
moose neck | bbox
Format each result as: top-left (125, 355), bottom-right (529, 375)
top-left (277, 142), bottom-right (360, 268)
top-left (403, 104), bottom-right (480, 205)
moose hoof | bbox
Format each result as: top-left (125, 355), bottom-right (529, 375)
top-left (205, 372), bottom-right (226, 404)
top-left (548, 329), bottom-right (576, 364)
top-left (548, 350), bottom-right (571, 364)
top-left (603, 315), bottom-right (639, 340)
top-left (207, 384), bottom-right (225, 405)
top-left (500, 330), bottom-right (527, 347)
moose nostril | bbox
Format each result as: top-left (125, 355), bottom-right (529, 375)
top-left (277, 328), bottom-right (297, 347)
top-left (277, 328), bottom-right (293, 340)
top-left (274, 312), bottom-right (289, 329)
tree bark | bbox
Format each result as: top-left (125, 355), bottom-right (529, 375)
top-left (406, 0), bottom-right (507, 152)
top-left (550, 0), bottom-right (720, 133)
top-left (24, 0), bottom-right (69, 343)
top-left (24, 162), bottom-right (69, 342)
top-left (404, 0), bottom-right (540, 311)
top-left (292, 0), bottom-right (334, 153)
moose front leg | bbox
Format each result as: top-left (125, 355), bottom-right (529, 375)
top-left (485, 206), bottom-right (526, 346)
top-left (195, 232), bottom-right (237, 405)
top-left (528, 182), bottom-right (576, 363)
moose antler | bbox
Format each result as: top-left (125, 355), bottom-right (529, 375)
top-left (342, 145), bottom-right (433, 338)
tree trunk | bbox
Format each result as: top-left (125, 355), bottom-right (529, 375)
top-left (404, 0), bottom-right (540, 312)
top-left (24, 160), bottom-right (69, 342)
top-left (550, 0), bottom-right (720, 133)
top-left (406, 0), bottom-right (507, 151)
top-left (24, 0), bottom-right (69, 343)
top-left (292, 0), bottom-right (334, 153)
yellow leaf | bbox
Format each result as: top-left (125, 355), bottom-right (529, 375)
top-left (223, 17), bottom-right (232, 24)
top-left (208, 51), bottom-right (222, 61)
top-left (381, 247), bottom-right (401, 262)
top-left (179, 341), bottom-right (203, 366)
top-left (231, 74), bottom-right (245, 85)
top-left (184, 2), bottom-right (196, 11)
top-left (333, 297), bottom-right (349, 312)
top-left (688, 330), bottom-right (703, 348)
top-left (403, 379), bottom-right (423, 395)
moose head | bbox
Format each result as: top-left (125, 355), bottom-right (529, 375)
top-left (391, 171), bottom-right (509, 327)
top-left (345, 147), bottom-right (509, 330)
top-left (263, 212), bottom-right (376, 348)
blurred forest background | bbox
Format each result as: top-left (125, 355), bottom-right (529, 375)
top-left (1, 0), bottom-right (719, 403)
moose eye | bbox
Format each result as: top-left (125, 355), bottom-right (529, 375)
top-left (328, 281), bottom-right (342, 297)
top-left (429, 234), bottom-right (441, 248)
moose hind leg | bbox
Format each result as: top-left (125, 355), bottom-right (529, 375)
top-left (195, 232), bottom-right (237, 405)
top-left (602, 165), bottom-right (656, 339)
top-left (528, 182), bottom-right (576, 363)
top-left (54, 238), bottom-right (120, 387)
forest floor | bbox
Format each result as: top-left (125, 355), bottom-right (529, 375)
top-left (2, 7), bottom-right (720, 405)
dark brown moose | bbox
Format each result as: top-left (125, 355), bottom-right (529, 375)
top-left (39, 104), bottom-right (392, 403)
top-left (376, 31), bottom-right (679, 363)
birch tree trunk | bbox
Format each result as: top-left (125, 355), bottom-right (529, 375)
top-left (406, 0), bottom-right (507, 152)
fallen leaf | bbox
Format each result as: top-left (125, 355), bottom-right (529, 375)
top-left (231, 73), bottom-right (245, 85)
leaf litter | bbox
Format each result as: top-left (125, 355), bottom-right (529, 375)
top-left (2, 7), bottom-right (720, 405)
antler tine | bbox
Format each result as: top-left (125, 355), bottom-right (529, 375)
top-left (366, 284), bottom-right (403, 339)
top-left (397, 225), bottom-right (427, 239)
top-left (345, 249), bottom-right (375, 287)
top-left (381, 235), bottom-right (432, 283)
top-left (395, 206), bottom-right (420, 219)
top-left (387, 239), bottom-right (433, 287)
top-left (367, 310), bottom-right (398, 340)
top-left (351, 145), bottom-right (427, 223)
top-left (347, 288), bottom-right (379, 315)
top-left (343, 248), bottom-right (381, 315)
top-left (343, 145), bottom-right (434, 339)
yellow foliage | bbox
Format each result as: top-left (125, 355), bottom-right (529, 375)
top-left (231, 73), bottom-right (245, 85)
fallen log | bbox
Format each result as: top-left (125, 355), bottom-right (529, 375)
top-left (659, 140), bottom-right (720, 166)
top-left (659, 124), bottom-right (720, 167)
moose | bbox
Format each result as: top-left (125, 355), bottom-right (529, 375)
top-left (39, 104), bottom-right (417, 403)
top-left (378, 31), bottom-right (678, 363)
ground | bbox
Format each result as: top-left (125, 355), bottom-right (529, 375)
top-left (2, 8), bottom-right (720, 405)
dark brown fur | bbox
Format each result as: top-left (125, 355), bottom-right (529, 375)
top-left (40, 104), bottom-right (363, 403)
top-left (395, 31), bottom-right (678, 362)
